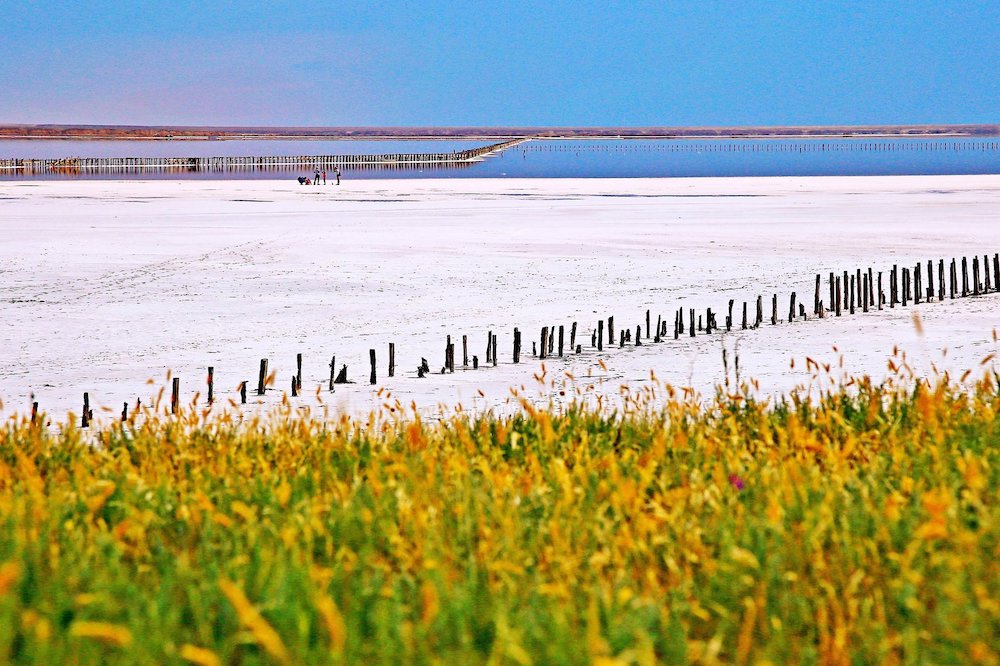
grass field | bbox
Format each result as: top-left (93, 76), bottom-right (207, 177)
top-left (1, 371), bottom-right (998, 664)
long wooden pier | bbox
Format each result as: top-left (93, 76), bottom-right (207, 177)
top-left (0, 138), bottom-right (527, 175)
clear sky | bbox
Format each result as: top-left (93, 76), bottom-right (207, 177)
top-left (2, 1), bottom-right (997, 127)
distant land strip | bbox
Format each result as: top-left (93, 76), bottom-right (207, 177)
top-left (1, 123), bottom-right (998, 141)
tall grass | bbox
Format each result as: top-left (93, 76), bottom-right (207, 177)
top-left (0, 372), bottom-right (997, 664)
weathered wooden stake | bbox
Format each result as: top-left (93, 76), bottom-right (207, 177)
top-left (558, 325), bottom-right (565, 357)
top-left (849, 274), bottom-right (855, 314)
top-left (492, 334), bottom-right (497, 366)
top-left (655, 315), bottom-right (662, 342)
top-left (171, 377), bottom-right (180, 415)
top-left (240, 381), bottom-right (247, 404)
top-left (570, 322), bottom-right (577, 350)
top-left (291, 375), bottom-right (298, 397)
top-left (32, 401), bottom-right (39, 424)
top-left (328, 356), bottom-right (336, 390)
top-left (370, 349), bottom-right (376, 384)
top-left (926, 260), bottom-right (934, 301)
top-left (82, 392), bottom-right (91, 427)
top-left (462, 335), bottom-right (468, 367)
top-left (486, 331), bottom-right (493, 364)
top-left (257, 359), bottom-right (268, 396)
top-left (961, 257), bottom-right (969, 296)
top-left (690, 308), bottom-right (696, 337)
top-left (207, 366), bottom-right (214, 404)
top-left (473, 355), bottom-right (479, 369)
top-left (645, 310), bottom-right (651, 339)
top-left (608, 316), bottom-right (614, 345)
top-left (296, 353), bottom-right (303, 391)
top-left (835, 277), bottom-right (842, 316)
top-left (514, 327), bottom-right (521, 363)
top-left (815, 274), bottom-right (821, 315)
top-left (788, 292), bottom-right (796, 323)
top-left (755, 296), bottom-right (763, 328)
top-left (540, 327), bottom-right (548, 360)
top-left (598, 320), bottom-right (604, 350)
top-left (121, 402), bottom-right (127, 422)
top-left (389, 343), bottom-right (395, 377)
top-left (635, 324), bottom-right (642, 345)
top-left (973, 257), bottom-right (980, 296)
top-left (727, 299), bottom-right (734, 332)
top-left (334, 365), bottom-right (348, 384)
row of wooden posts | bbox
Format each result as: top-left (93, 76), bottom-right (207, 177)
top-left (47, 252), bottom-right (997, 428)
top-left (0, 139), bottom-right (528, 173)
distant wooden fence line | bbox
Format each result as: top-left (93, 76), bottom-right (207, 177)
top-left (23, 251), bottom-right (1000, 427)
top-left (0, 138), bottom-right (528, 175)
top-left (522, 139), bottom-right (1000, 154)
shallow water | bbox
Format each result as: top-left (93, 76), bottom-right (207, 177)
top-left (1, 137), bottom-right (998, 180)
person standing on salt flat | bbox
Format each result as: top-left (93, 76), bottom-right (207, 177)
top-left (322, 170), bottom-right (326, 184)
top-left (335, 167), bottom-right (341, 185)
top-left (314, 169), bottom-right (320, 185)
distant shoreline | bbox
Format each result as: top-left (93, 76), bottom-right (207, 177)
top-left (1, 123), bottom-right (998, 141)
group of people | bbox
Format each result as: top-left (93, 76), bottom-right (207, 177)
top-left (297, 167), bottom-right (341, 186)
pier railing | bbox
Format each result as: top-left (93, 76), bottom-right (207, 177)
top-left (0, 138), bottom-right (527, 174)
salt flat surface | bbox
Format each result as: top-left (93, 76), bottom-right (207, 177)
top-left (2, 175), bottom-right (999, 423)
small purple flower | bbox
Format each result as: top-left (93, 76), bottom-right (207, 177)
top-left (728, 474), bottom-right (745, 491)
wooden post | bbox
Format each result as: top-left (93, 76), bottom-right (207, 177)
top-left (370, 349), bottom-right (376, 384)
top-left (635, 324), bottom-right (642, 345)
top-left (598, 320), bottom-right (604, 351)
top-left (540, 327), bottom-right (548, 360)
top-left (655, 315), bottom-right (662, 342)
top-left (984, 255), bottom-right (991, 292)
top-left (492, 334), bottom-right (497, 366)
top-left (296, 353), bottom-right (303, 391)
top-left (849, 274), bottom-right (855, 314)
top-left (950, 259), bottom-right (957, 299)
top-left (291, 375), bottom-right (298, 397)
top-left (121, 402), bottom-right (127, 422)
top-left (473, 356), bottom-right (479, 369)
top-left (171, 377), bottom-right (180, 415)
top-left (486, 331), bottom-right (492, 364)
top-left (620, 330), bottom-right (625, 348)
top-left (994, 253), bottom-right (1000, 293)
top-left (814, 275), bottom-right (821, 315)
top-left (843, 271), bottom-right (850, 311)
top-left (329, 356), bottom-right (336, 390)
top-left (973, 256), bottom-right (980, 296)
top-left (926, 260), bottom-right (934, 301)
top-left (829, 272), bottom-right (835, 314)
top-left (463, 335), bottom-right (468, 367)
top-left (608, 316), bottom-right (614, 346)
top-left (862, 274), bottom-right (869, 313)
top-left (645, 309), bottom-right (651, 339)
top-left (570, 322), bottom-right (577, 350)
top-left (771, 294), bottom-right (777, 325)
top-left (741, 302), bottom-right (748, 330)
top-left (877, 272), bottom-right (883, 310)
top-left (755, 296), bottom-right (763, 328)
top-left (82, 392), bottom-right (91, 428)
top-left (788, 292), bottom-right (796, 323)
top-left (240, 381), bottom-right (247, 404)
top-left (514, 328), bottom-right (521, 363)
top-left (334, 365), bottom-right (348, 384)
top-left (902, 268), bottom-right (909, 306)
top-left (727, 299), bottom-right (734, 332)
top-left (257, 359), bottom-right (268, 396)
top-left (558, 325), bottom-right (564, 357)
top-left (31, 401), bottom-right (39, 424)
top-left (690, 308), bottom-right (696, 337)
top-left (835, 277), bottom-right (842, 316)
top-left (868, 268), bottom-right (874, 306)
top-left (915, 263), bottom-right (922, 303)
top-left (961, 257), bottom-right (968, 296)
top-left (207, 366), bottom-right (214, 404)
top-left (938, 260), bottom-right (945, 300)
top-left (389, 343), bottom-right (395, 377)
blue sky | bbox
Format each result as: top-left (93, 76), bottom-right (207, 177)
top-left (1, 1), bottom-right (997, 126)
